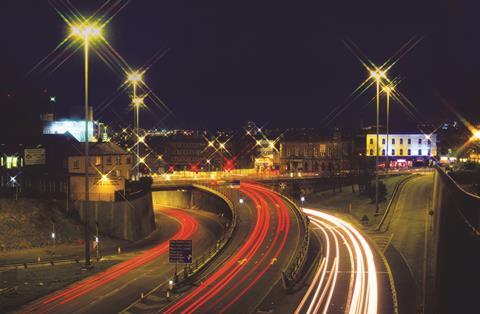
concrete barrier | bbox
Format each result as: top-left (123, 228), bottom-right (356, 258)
top-left (73, 192), bottom-right (155, 241)
top-left (430, 167), bottom-right (480, 313)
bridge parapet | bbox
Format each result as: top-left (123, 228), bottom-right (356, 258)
top-left (431, 166), bottom-right (480, 313)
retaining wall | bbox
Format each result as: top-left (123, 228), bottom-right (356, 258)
top-left (431, 167), bottom-right (480, 313)
top-left (73, 192), bottom-right (155, 241)
top-left (151, 187), bottom-right (232, 220)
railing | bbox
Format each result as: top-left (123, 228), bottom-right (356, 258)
top-left (274, 191), bottom-right (310, 289)
top-left (121, 184), bottom-right (238, 312)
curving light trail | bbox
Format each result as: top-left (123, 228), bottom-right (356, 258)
top-left (296, 208), bottom-right (378, 314)
top-left (23, 208), bottom-right (198, 313)
top-left (164, 182), bottom-right (291, 314)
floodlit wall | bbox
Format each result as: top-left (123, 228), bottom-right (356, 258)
top-left (151, 187), bottom-right (231, 220)
top-left (73, 192), bottom-right (155, 241)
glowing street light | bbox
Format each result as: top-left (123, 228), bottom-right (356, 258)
top-left (239, 198), bottom-right (244, 204)
top-left (70, 21), bottom-right (103, 269)
top-left (383, 85), bottom-right (394, 173)
top-left (370, 68), bottom-right (388, 214)
top-left (127, 70), bottom-right (145, 180)
top-left (300, 196), bottom-right (305, 208)
top-left (471, 130), bottom-right (480, 141)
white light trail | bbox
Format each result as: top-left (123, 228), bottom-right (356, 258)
top-left (296, 208), bottom-right (378, 314)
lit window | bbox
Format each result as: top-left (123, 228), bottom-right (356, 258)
top-left (6, 156), bottom-right (18, 169)
top-left (95, 156), bottom-right (101, 166)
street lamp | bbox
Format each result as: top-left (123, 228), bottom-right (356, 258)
top-left (71, 22), bottom-right (102, 269)
top-left (383, 86), bottom-right (393, 173)
top-left (300, 196), bottom-right (305, 208)
top-left (370, 69), bottom-right (387, 214)
top-left (127, 70), bottom-right (144, 180)
top-left (239, 198), bottom-right (244, 204)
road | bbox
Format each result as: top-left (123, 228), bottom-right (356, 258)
top-left (380, 173), bottom-right (434, 313)
top-left (157, 182), bottom-right (301, 314)
top-left (297, 208), bottom-right (385, 314)
top-left (19, 207), bottom-right (223, 314)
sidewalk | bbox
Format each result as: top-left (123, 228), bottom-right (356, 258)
top-left (305, 174), bottom-right (408, 227)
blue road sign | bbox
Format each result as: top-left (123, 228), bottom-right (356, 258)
top-left (169, 240), bottom-right (193, 264)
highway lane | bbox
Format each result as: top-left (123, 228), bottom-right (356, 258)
top-left (19, 207), bottom-right (223, 314)
top-left (162, 182), bottom-right (301, 314)
top-left (384, 172), bottom-right (434, 313)
top-left (297, 209), bottom-right (379, 314)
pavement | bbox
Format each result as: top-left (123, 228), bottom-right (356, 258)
top-left (15, 206), bottom-right (224, 314)
top-left (136, 182), bottom-right (302, 314)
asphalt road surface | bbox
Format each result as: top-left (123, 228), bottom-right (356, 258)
top-left (157, 182), bottom-right (301, 314)
top-left (19, 206), bottom-right (224, 314)
top-left (384, 172), bottom-right (434, 313)
top-left (298, 208), bottom-right (393, 314)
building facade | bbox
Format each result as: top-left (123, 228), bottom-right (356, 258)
top-left (279, 139), bottom-right (349, 175)
top-left (366, 133), bottom-right (437, 167)
top-left (68, 142), bottom-right (133, 201)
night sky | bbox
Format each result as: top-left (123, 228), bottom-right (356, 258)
top-left (1, 0), bottom-right (480, 131)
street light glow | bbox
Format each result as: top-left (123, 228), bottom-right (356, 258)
top-left (127, 70), bottom-right (144, 85)
top-left (471, 130), bottom-right (480, 140)
top-left (71, 23), bottom-right (102, 40)
top-left (369, 69), bottom-right (387, 80)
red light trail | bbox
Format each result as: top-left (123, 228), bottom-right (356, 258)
top-left (164, 182), bottom-right (291, 314)
top-left (23, 208), bottom-right (198, 313)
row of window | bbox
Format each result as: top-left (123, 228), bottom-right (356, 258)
top-left (369, 148), bottom-right (431, 156)
top-left (369, 138), bottom-right (431, 145)
top-left (72, 156), bottom-right (131, 169)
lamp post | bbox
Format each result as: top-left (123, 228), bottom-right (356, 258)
top-left (370, 70), bottom-right (387, 214)
top-left (383, 86), bottom-right (393, 174)
top-left (300, 196), bottom-right (305, 208)
top-left (71, 23), bottom-right (102, 269)
top-left (127, 71), bottom-right (144, 180)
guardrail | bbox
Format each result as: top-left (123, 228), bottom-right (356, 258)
top-left (272, 191), bottom-right (310, 290)
top-left (121, 184), bottom-right (238, 313)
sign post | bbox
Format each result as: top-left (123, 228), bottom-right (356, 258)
top-left (169, 240), bottom-right (193, 283)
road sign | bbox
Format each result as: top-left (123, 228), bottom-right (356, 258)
top-left (24, 148), bottom-right (46, 165)
top-left (169, 240), bottom-right (193, 264)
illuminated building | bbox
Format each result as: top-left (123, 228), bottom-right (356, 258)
top-left (68, 142), bottom-right (133, 201)
top-left (366, 133), bottom-right (437, 167)
top-left (44, 120), bottom-right (95, 142)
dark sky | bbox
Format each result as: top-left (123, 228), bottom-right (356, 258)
top-left (1, 0), bottom-right (479, 131)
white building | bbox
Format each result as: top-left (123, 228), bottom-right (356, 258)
top-left (366, 133), bottom-right (437, 157)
